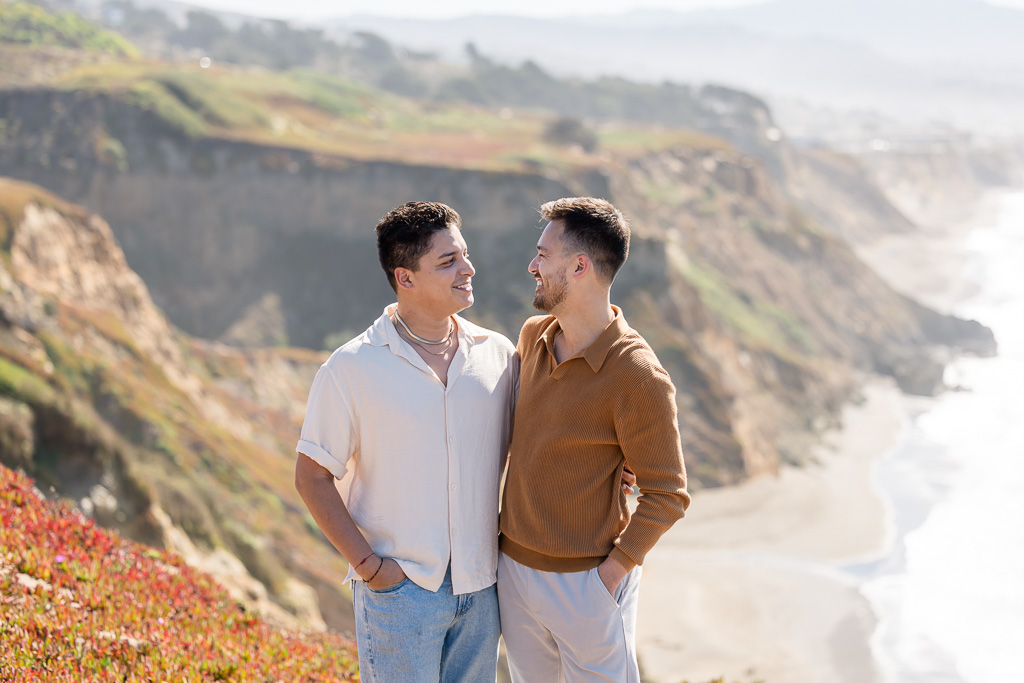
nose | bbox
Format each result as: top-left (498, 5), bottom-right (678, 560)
top-left (528, 255), bottom-right (539, 275)
top-left (460, 255), bottom-right (475, 277)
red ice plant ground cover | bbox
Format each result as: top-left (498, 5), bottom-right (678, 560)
top-left (0, 465), bottom-right (359, 682)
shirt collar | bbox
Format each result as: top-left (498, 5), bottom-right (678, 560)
top-left (536, 305), bottom-right (629, 373)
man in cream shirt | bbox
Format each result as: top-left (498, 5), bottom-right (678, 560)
top-left (294, 202), bottom-right (517, 682)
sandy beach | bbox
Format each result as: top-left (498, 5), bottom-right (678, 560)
top-left (636, 380), bottom-right (905, 683)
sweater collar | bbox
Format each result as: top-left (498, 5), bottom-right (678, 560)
top-left (538, 305), bottom-right (628, 373)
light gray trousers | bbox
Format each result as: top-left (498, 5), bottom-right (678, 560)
top-left (497, 552), bottom-right (642, 683)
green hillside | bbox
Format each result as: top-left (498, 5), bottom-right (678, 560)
top-left (0, 1), bottom-right (138, 56)
top-left (45, 59), bottom-right (725, 171)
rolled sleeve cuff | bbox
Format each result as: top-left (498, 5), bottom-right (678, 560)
top-left (296, 439), bottom-right (348, 480)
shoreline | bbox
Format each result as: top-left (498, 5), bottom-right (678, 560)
top-left (634, 187), bottom-right (1016, 683)
top-left (636, 380), bottom-right (905, 683)
top-left (849, 188), bottom-right (1024, 683)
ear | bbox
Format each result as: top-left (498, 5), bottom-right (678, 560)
top-left (572, 254), bottom-right (592, 281)
top-left (394, 267), bottom-right (415, 291)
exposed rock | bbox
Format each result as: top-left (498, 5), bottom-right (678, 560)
top-left (8, 197), bottom-right (252, 443)
top-left (150, 505), bottom-right (326, 633)
top-left (16, 572), bottom-right (52, 593)
top-left (0, 396), bottom-right (34, 470)
top-left (779, 143), bottom-right (915, 243)
top-left (219, 292), bottom-right (289, 348)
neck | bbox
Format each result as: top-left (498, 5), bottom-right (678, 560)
top-left (552, 292), bottom-right (614, 356)
top-left (394, 303), bottom-right (453, 342)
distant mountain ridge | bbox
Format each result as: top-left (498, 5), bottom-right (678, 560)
top-left (338, 0), bottom-right (1024, 134)
top-left (667, 0), bottom-right (1024, 67)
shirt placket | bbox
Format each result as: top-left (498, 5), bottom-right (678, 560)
top-left (444, 377), bottom-right (460, 589)
top-left (443, 340), bottom-right (473, 592)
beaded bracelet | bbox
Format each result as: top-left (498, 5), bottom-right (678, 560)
top-left (366, 557), bottom-right (385, 583)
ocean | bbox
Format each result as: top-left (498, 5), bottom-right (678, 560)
top-left (855, 190), bottom-right (1024, 682)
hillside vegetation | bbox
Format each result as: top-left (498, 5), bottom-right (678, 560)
top-left (0, 463), bottom-right (359, 681)
top-left (32, 56), bottom-right (724, 173)
top-left (83, 1), bottom-right (770, 149)
top-left (0, 1), bottom-right (137, 56)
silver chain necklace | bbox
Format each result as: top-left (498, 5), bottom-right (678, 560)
top-left (394, 310), bottom-right (454, 345)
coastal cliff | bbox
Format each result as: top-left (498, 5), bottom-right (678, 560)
top-left (0, 83), bottom-right (994, 489)
top-left (0, 55), bottom-right (998, 632)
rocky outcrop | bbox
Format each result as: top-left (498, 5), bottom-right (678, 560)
top-left (778, 143), bottom-right (916, 243)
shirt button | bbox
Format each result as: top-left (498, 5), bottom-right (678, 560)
top-left (450, 483), bottom-right (457, 490)
top-left (449, 436), bottom-right (455, 443)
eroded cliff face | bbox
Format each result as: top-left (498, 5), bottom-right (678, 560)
top-left (778, 143), bottom-right (917, 243)
top-left (0, 177), bottom-right (350, 634)
top-left (854, 141), bottom-right (1024, 228)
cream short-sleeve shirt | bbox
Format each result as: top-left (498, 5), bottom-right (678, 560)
top-left (297, 305), bottom-right (518, 594)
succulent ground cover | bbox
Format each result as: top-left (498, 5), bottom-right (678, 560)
top-left (0, 464), bottom-right (359, 682)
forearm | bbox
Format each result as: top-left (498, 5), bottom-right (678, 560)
top-left (614, 372), bottom-right (690, 566)
top-left (614, 486), bottom-right (689, 566)
top-left (294, 454), bottom-right (377, 579)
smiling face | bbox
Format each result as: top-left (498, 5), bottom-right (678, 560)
top-left (403, 226), bottom-right (475, 317)
top-left (529, 220), bottom-right (572, 313)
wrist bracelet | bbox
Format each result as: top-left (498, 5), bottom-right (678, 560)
top-left (354, 551), bottom-right (375, 570)
top-left (366, 557), bottom-right (384, 583)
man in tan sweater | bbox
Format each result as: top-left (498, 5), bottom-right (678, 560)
top-left (498, 197), bottom-right (691, 682)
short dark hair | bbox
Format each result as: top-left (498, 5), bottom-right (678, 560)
top-left (375, 202), bottom-right (462, 291)
top-left (540, 197), bottom-right (630, 282)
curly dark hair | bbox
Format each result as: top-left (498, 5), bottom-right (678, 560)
top-left (375, 202), bottom-right (462, 292)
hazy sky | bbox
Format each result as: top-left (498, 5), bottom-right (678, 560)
top-left (182, 0), bottom-right (1024, 21)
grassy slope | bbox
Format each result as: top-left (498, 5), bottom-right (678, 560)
top-left (38, 55), bottom-right (727, 173)
top-left (0, 1), bottom-right (137, 57)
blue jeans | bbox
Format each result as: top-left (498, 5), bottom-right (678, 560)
top-left (352, 565), bottom-right (500, 683)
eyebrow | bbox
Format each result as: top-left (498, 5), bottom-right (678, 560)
top-left (437, 250), bottom-right (460, 261)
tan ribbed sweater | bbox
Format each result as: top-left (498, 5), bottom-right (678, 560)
top-left (499, 307), bottom-right (690, 572)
